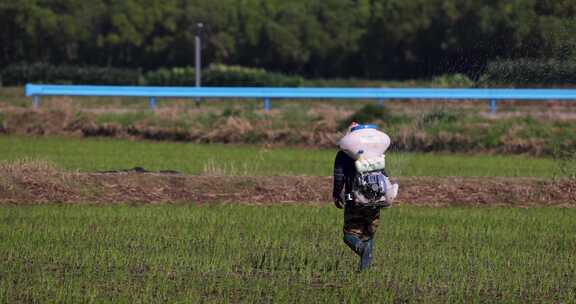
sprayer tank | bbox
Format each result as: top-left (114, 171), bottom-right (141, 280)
top-left (338, 125), bottom-right (391, 160)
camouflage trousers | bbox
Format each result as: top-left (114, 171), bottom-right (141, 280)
top-left (343, 203), bottom-right (381, 241)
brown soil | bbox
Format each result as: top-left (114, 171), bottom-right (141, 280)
top-left (1, 166), bottom-right (574, 206)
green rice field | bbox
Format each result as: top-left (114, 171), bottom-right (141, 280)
top-left (1, 135), bottom-right (573, 302)
top-left (0, 136), bottom-right (563, 177)
top-left (0, 205), bottom-right (574, 303)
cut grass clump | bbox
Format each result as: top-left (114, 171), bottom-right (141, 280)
top-left (201, 159), bottom-right (261, 176)
top-left (95, 112), bottom-right (154, 127)
top-left (418, 107), bottom-right (459, 128)
top-left (0, 158), bottom-right (60, 175)
top-left (340, 103), bottom-right (406, 128)
top-left (0, 159), bottom-right (83, 202)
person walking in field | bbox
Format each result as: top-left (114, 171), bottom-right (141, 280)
top-left (332, 122), bottom-right (398, 271)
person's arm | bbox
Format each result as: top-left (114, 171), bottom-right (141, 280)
top-left (332, 151), bottom-right (347, 209)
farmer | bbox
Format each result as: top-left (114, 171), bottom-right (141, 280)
top-left (332, 122), bottom-right (398, 271)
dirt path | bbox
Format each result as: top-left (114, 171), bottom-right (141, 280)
top-left (1, 168), bottom-right (574, 206)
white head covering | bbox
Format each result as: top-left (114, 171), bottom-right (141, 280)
top-left (338, 123), bottom-right (390, 160)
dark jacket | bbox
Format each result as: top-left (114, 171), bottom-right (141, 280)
top-left (332, 150), bottom-right (357, 200)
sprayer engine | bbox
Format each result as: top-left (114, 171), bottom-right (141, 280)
top-left (355, 171), bottom-right (388, 202)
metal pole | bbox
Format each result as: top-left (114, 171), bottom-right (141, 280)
top-left (195, 22), bottom-right (203, 88)
top-left (33, 96), bottom-right (39, 108)
top-left (490, 99), bottom-right (497, 113)
top-left (264, 97), bottom-right (270, 112)
top-left (148, 97), bottom-right (157, 109)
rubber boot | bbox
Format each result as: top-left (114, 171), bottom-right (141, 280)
top-left (359, 238), bottom-right (373, 271)
top-left (343, 233), bottom-right (364, 256)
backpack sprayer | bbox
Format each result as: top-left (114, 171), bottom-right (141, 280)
top-left (339, 124), bottom-right (399, 207)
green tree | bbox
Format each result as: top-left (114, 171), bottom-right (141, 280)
top-left (2, 0), bottom-right (576, 80)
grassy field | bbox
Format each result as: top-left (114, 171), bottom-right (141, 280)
top-left (0, 135), bottom-right (564, 177)
top-left (0, 205), bottom-right (574, 303)
top-left (3, 86), bottom-right (576, 157)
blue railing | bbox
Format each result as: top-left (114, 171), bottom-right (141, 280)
top-left (25, 84), bottom-right (576, 113)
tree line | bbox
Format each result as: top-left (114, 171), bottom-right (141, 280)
top-left (1, 0), bottom-right (575, 79)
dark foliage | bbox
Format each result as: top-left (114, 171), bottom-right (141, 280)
top-left (340, 103), bottom-right (395, 128)
top-left (1, 63), bottom-right (141, 86)
top-left (482, 59), bottom-right (576, 86)
top-left (1, 0), bottom-right (575, 79)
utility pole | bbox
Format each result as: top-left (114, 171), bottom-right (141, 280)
top-left (195, 22), bottom-right (203, 88)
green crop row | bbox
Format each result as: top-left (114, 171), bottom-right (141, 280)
top-left (0, 204), bottom-right (574, 303)
top-left (0, 136), bottom-right (564, 177)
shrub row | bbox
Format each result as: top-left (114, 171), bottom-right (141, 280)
top-left (5, 60), bottom-right (576, 88)
top-left (145, 64), bottom-right (303, 87)
top-left (1, 63), bottom-right (303, 87)
top-left (1, 63), bottom-right (142, 86)
top-left (482, 59), bottom-right (576, 86)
